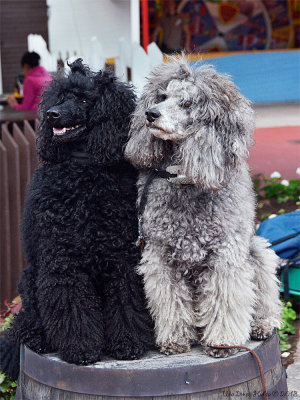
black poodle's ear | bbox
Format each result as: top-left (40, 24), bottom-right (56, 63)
top-left (177, 68), bottom-right (254, 190)
top-left (87, 73), bottom-right (136, 165)
top-left (67, 58), bottom-right (88, 75)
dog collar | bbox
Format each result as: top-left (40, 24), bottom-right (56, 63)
top-left (70, 151), bottom-right (91, 165)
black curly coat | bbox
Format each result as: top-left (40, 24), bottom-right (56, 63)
top-left (0, 59), bottom-right (154, 380)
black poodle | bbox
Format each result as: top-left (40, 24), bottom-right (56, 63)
top-left (0, 59), bottom-right (154, 380)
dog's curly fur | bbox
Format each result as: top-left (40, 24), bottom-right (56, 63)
top-left (125, 56), bottom-right (281, 358)
top-left (0, 59), bottom-right (153, 380)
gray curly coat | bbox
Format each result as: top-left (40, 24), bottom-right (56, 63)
top-left (125, 56), bottom-right (281, 357)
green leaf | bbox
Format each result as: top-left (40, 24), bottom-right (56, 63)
top-left (0, 383), bottom-right (8, 392)
top-left (280, 342), bottom-right (291, 351)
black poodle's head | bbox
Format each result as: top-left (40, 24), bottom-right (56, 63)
top-left (38, 59), bottom-right (136, 165)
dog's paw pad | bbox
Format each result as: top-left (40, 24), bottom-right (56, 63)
top-left (204, 345), bottom-right (239, 358)
top-left (160, 342), bottom-right (190, 355)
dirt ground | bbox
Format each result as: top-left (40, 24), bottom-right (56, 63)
top-left (256, 198), bottom-right (298, 225)
top-left (282, 318), bottom-right (300, 369)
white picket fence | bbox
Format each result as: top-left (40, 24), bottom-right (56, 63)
top-left (115, 38), bottom-right (163, 94)
top-left (28, 34), bottom-right (58, 72)
top-left (27, 34), bottom-right (163, 94)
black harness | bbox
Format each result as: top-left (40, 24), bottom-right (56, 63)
top-left (138, 169), bottom-right (177, 250)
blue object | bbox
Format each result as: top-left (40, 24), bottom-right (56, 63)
top-left (191, 51), bottom-right (300, 103)
top-left (257, 210), bottom-right (300, 259)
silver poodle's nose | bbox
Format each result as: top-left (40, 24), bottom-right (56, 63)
top-left (47, 108), bottom-right (61, 123)
top-left (146, 108), bottom-right (161, 123)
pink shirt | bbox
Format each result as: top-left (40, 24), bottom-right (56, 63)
top-left (13, 66), bottom-right (52, 111)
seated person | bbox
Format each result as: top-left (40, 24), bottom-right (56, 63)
top-left (152, 0), bottom-right (191, 53)
top-left (7, 52), bottom-right (52, 111)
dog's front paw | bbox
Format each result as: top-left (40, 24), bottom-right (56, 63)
top-left (203, 345), bottom-right (239, 358)
top-left (160, 341), bottom-right (191, 355)
top-left (109, 337), bottom-right (147, 360)
top-left (60, 344), bottom-right (102, 365)
top-left (25, 336), bottom-right (46, 354)
top-left (251, 321), bottom-right (273, 340)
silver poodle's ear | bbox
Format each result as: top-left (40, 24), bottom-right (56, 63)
top-left (177, 68), bottom-right (254, 190)
top-left (125, 93), bottom-right (168, 169)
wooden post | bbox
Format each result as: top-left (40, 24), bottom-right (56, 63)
top-left (141, 0), bottom-right (150, 52)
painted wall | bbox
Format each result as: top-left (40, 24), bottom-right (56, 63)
top-left (191, 50), bottom-right (300, 103)
top-left (149, 0), bottom-right (300, 52)
top-left (46, 0), bottom-right (132, 61)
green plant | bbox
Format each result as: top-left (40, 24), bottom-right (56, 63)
top-left (0, 297), bottom-right (22, 400)
top-left (259, 212), bottom-right (272, 222)
top-left (262, 178), bottom-right (300, 203)
top-left (277, 301), bottom-right (297, 351)
top-left (254, 172), bottom-right (300, 204)
top-left (0, 372), bottom-right (17, 400)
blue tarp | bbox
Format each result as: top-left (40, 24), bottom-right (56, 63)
top-left (191, 50), bottom-right (300, 103)
top-left (257, 210), bottom-right (300, 259)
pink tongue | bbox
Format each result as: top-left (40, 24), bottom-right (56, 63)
top-left (53, 128), bottom-right (65, 134)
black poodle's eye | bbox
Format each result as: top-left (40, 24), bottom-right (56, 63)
top-left (182, 100), bottom-right (193, 108)
top-left (157, 93), bottom-right (167, 103)
top-left (82, 99), bottom-right (87, 104)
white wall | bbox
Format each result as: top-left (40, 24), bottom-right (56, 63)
top-left (46, 0), bottom-right (133, 62)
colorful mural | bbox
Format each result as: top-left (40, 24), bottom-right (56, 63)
top-left (148, 0), bottom-right (300, 51)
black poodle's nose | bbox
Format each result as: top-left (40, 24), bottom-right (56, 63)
top-left (146, 108), bottom-right (161, 123)
top-left (47, 108), bottom-right (61, 123)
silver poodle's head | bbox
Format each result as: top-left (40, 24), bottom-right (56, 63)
top-left (125, 56), bottom-right (254, 190)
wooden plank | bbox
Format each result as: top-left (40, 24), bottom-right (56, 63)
top-left (12, 124), bottom-right (31, 274)
top-left (1, 124), bottom-right (23, 295)
top-left (12, 123), bottom-right (31, 214)
top-left (0, 141), bottom-right (12, 305)
top-left (34, 118), bottom-right (40, 133)
top-left (24, 120), bottom-right (38, 176)
top-left (0, 0), bottom-right (48, 91)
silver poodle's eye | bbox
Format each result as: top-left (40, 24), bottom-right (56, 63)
top-left (182, 100), bottom-right (192, 108)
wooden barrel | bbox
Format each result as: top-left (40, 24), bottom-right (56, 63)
top-left (16, 332), bottom-right (287, 400)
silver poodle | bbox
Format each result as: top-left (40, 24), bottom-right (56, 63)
top-left (125, 56), bottom-right (281, 358)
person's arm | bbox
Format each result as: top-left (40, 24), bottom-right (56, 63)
top-left (177, 0), bottom-right (189, 13)
top-left (152, 24), bottom-right (162, 43)
top-left (13, 78), bottom-right (35, 110)
top-left (7, 95), bottom-right (18, 108)
top-left (183, 23), bottom-right (191, 52)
